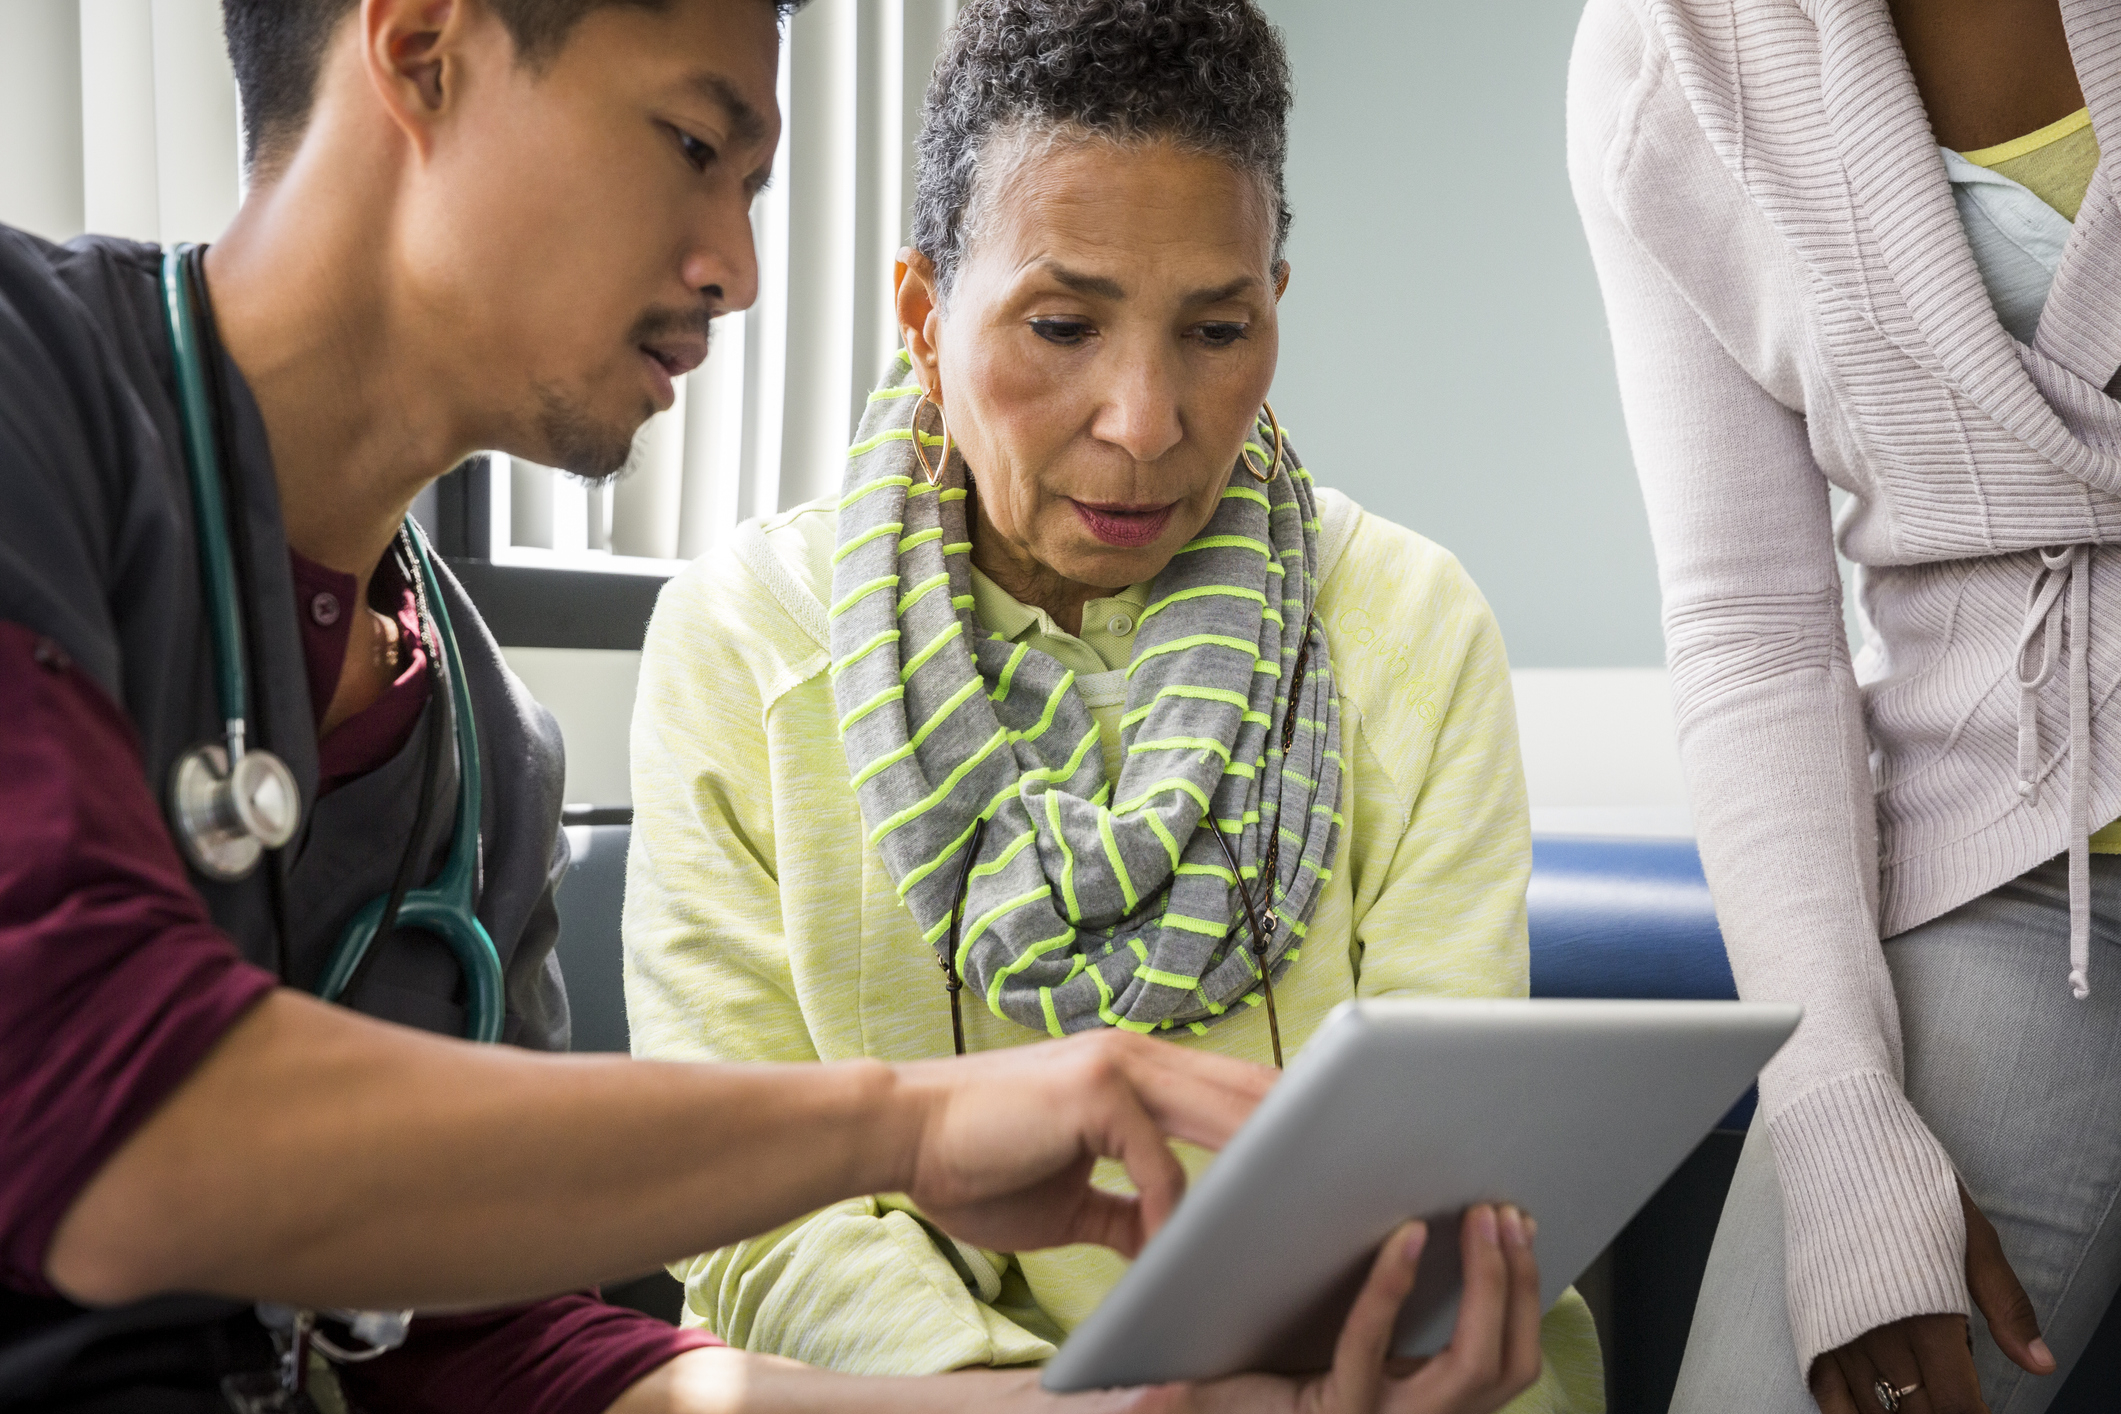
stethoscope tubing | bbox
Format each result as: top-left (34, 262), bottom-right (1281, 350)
top-left (159, 248), bottom-right (251, 747)
top-left (315, 524), bottom-right (504, 1044)
top-left (160, 244), bottom-right (503, 1044)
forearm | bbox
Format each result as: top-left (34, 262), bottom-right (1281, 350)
top-left (1571, 96), bottom-right (1900, 1096)
top-left (611, 1349), bottom-right (1130, 1414)
top-left (47, 987), bottom-right (920, 1311)
top-left (1674, 657), bottom-right (1899, 1094)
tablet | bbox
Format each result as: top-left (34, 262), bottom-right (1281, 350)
top-left (1041, 997), bottom-right (1799, 1391)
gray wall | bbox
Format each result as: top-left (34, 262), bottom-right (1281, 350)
top-left (1257, 0), bottom-right (1663, 668)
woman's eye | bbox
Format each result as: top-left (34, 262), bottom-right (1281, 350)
top-left (1196, 322), bottom-right (1249, 348)
top-left (1029, 319), bottom-right (1094, 346)
top-left (673, 128), bottom-right (717, 172)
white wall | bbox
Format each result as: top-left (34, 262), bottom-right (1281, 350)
top-left (1257, 0), bottom-right (1664, 671)
top-left (502, 649), bottom-right (641, 808)
top-left (1514, 669), bottom-right (1691, 837)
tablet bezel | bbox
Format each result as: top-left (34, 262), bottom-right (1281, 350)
top-left (1040, 997), bottom-right (1799, 1391)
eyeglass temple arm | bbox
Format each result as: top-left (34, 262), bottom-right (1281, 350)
top-left (940, 816), bottom-right (989, 1056)
top-left (1212, 825), bottom-right (1284, 1069)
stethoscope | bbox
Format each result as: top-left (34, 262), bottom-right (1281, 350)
top-left (158, 245), bottom-right (505, 1047)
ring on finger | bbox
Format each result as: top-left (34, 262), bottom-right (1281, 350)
top-left (1873, 1378), bottom-right (1921, 1412)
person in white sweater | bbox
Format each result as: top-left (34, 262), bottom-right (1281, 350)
top-left (1568, 0), bottom-right (2121, 1411)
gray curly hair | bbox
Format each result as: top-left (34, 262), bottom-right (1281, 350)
top-left (912, 0), bottom-right (1293, 297)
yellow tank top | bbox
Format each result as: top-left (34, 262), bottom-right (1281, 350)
top-left (1960, 107), bottom-right (2100, 220)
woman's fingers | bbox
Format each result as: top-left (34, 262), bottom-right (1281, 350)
top-left (1814, 1315), bottom-right (1987, 1414)
top-left (1448, 1206), bottom-right (1510, 1388)
top-left (895, 1032), bottom-right (1194, 1255)
top-left (1499, 1210), bottom-right (1544, 1393)
top-left (1062, 1187), bottom-right (1153, 1260)
top-left (1807, 1352), bottom-right (1862, 1414)
top-left (1860, 1328), bottom-right (1933, 1414)
top-left (1959, 1180), bottom-right (2054, 1377)
top-left (1394, 1205), bottom-right (1507, 1411)
top-left (1895, 1314), bottom-right (1983, 1414)
top-left (1375, 1205), bottom-right (1543, 1414)
top-left (1322, 1220), bottom-right (1425, 1410)
top-left (1828, 1345), bottom-right (1885, 1414)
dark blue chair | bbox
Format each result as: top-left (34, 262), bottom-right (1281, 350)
top-left (1527, 834), bottom-right (1742, 1411)
top-left (553, 818), bottom-right (636, 1055)
top-left (552, 815), bottom-right (686, 1323)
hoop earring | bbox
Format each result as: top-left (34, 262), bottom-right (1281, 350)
top-left (911, 389), bottom-right (953, 487)
top-left (1239, 401), bottom-right (1283, 484)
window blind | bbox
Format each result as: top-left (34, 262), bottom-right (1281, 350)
top-left (0, 0), bottom-right (957, 577)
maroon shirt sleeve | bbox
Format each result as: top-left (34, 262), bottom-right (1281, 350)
top-left (0, 615), bottom-right (717, 1408)
top-left (0, 619), bottom-right (278, 1295)
top-left (340, 1293), bottom-right (721, 1414)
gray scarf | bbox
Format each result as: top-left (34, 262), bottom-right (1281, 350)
top-left (830, 359), bottom-right (1342, 1036)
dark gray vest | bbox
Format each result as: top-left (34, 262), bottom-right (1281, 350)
top-left (0, 229), bottom-right (574, 1406)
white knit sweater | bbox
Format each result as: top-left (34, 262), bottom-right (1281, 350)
top-left (1568, 0), bottom-right (2121, 1372)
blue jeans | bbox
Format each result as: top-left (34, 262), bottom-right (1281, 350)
top-left (1672, 854), bottom-right (2121, 1413)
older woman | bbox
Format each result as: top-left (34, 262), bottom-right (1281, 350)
top-left (624, 3), bottom-right (1600, 1410)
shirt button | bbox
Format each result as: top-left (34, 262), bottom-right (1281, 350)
top-left (1106, 614), bottom-right (1134, 636)
top-left (310, 591), bottom-right (342, 627)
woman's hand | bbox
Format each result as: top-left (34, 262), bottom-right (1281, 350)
top-left (618, 1206), bottom-right (1542, 1414)
top-left (1128, 1205), bottom-right (1545, 1414)
top-left (1807, 1180), bottom-right (2056, 1414)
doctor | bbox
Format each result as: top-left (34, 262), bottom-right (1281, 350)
top-left (0, 0), bottom-right (1543, 1411)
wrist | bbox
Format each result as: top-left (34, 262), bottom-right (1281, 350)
top-left (841, 1057), bottom-right (927, 1198)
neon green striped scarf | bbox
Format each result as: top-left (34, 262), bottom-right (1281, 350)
top-left (829, 359), bottom-right (1343, 1036)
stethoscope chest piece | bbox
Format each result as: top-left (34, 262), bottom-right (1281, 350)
top-left (170, 737), bottom-right (300, 882)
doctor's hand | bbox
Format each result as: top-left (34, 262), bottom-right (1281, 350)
top-left (887, 1030), bottom-right (1275, 1258)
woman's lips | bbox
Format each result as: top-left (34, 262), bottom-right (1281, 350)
top-left (1072, 500), bottom-right (1177, 548)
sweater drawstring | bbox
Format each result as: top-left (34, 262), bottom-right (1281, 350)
top-left (2015, 544), bottom-right (2093, 1000)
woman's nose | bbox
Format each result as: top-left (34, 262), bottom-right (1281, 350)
top-left (1090, 351), bottom-right (1186, 466)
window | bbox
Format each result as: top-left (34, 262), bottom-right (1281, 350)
top-left (0, 0), bottom-right (959, 648)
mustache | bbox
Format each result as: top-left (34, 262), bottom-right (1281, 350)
top-left (628, 303), bottom-right (722, 349)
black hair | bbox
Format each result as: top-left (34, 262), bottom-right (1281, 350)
top-left (222, 0), bottom-right (806, 175)
top-left (912, 0), bottom-right (1293, 295)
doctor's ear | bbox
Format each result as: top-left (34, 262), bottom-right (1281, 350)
top-left (894, 248), bottom-right (945, 398)
top-left (359, 0), bottom-right (482, 157)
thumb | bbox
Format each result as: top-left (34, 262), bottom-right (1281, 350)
top-left (1961, 1179), bottom-right (2054, 1376)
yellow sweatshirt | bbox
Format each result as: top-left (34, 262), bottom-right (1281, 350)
top-left (623, 487), bottom-right (1604, 1412)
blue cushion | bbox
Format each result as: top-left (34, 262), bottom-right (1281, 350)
top-left (1528, 835), bottom-right (1751, 1130)
top-left (1528, 836), bottom-right (1734, 1002)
